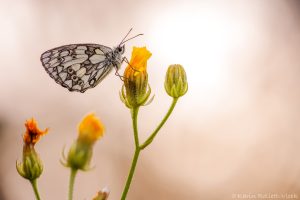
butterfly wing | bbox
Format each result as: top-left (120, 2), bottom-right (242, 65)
top-left (40, 44), bottom-right (114, 93)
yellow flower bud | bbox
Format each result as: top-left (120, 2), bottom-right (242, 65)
top-left (120, 47), bottom-right (153, 108)
top-left (164, 64), bottom-right (188, 98)
top-left (78, 113), bottom-right (105, 145)
top-left (65, 113), bottom-right (105, 171)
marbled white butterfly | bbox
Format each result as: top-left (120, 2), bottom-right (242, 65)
top-left (40, 29), bottom-right (142, 93)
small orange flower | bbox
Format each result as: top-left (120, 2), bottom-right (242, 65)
top-left (17, 118), bottom-right (46, 180)
top-left (23, 118), bottom-right (48, 146)
top-left (78, 113), bottom-right (105, 145)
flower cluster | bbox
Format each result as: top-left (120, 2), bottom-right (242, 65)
top-left (17, 45), bottom-right (188, 200)
top-left (119, 47), bottom-right (188, 199)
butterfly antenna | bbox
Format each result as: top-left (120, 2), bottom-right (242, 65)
top-left (120, 33), bottom-right (143, 45)
top-left (119, 28), bottom-right (133, 45)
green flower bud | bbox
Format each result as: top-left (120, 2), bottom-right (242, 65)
top-left (164, 64), bottom-right (188, 98)
top-left (16, 145), bottom-right (43, 181)
top-left (66, 141), bottom-right (93, 170)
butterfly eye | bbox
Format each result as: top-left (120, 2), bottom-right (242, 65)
top-left (72, 55), bottom-right (77, 59)
top-left (67, 68), bottom-right (74, 74)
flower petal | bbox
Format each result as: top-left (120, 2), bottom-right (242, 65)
top-left (78, 113), bottom-right (105, 144)
top-left (23, 118), bottom-right (48, 146)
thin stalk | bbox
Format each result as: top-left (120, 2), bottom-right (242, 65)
top-left (68, 168), bottom-right (77, 200)
top-left (140, 98), bottom-right (178, 149)
top-left (30, 179), bottom-right (41, 200)
top-left (121, 107), bottom-right (140, 200)
top-left (121, 148), bottom-right (140, 200)
top-left (131, 108), bottom-right (140, 149)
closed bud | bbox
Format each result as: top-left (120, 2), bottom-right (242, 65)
top-left (164, 64), bottom-right (188, 98)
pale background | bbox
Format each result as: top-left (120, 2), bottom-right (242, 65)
top-left (0, 0), bottom-right (300, 200)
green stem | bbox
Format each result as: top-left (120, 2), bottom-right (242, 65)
top-left (140, 98), bottom-right (178, 149)
top-left (68, 168), bottom-right (77, 200)
top-left (131, 108), bottom-right (140, 149)
top-left (121, 107), bottom-right (140, 200)
top-left (121, 148), bottom-right (140, 200)
top-left (121, 98), bottom-right (178, 199)
top-left (30, 179), bottom-right (41, 200)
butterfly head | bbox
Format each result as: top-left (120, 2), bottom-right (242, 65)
top-left (115, 45), bottom-right (125, 55)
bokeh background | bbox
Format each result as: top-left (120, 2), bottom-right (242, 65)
top-left (1, 0), bottom-right (300, 199)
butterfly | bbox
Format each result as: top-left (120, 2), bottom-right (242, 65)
top-left (40, 29), bottom-right (142, 93)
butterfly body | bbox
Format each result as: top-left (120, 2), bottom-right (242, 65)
top-left (41, 43), bottom-right (125, 93)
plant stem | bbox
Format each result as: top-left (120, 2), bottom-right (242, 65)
top-left (68, 168), bottom-right (77, 200)
top-left (30, 179), bottom-right (41, 200)
top-left (140, 98), bottom-right (178, 149)
top-left (121, 98), bottom-right (178, 199)
top-left (121, 147), bottom-right (140, 200)
top-left (121, 107), bottom-right (140, 200)
top-left (131, 108), bottom-right (140, 149)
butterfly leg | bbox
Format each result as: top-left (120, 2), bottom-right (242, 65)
top-left (123, 57), bottom-right (140, 72)
top-left (113, 64), bottom-right (125, 81)
top-left (115, 71), bottom-right (124, 81)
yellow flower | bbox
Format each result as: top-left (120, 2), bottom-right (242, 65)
top-left (23, 118), bottom-right (48, 146)
top-left (64, 113), bottom-right (105, 171)
top-left (120, 47), bottom-right (153, 108)
top-left (78, 113), bottom-right (105, 145)
top-left (124, 46), bottom-right (152, 76)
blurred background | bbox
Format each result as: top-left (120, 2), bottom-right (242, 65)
top-left (1, 0), bottom-right (300, 199)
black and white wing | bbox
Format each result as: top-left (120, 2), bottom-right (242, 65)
top-left (40, 44), bottom-right (114, 93)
